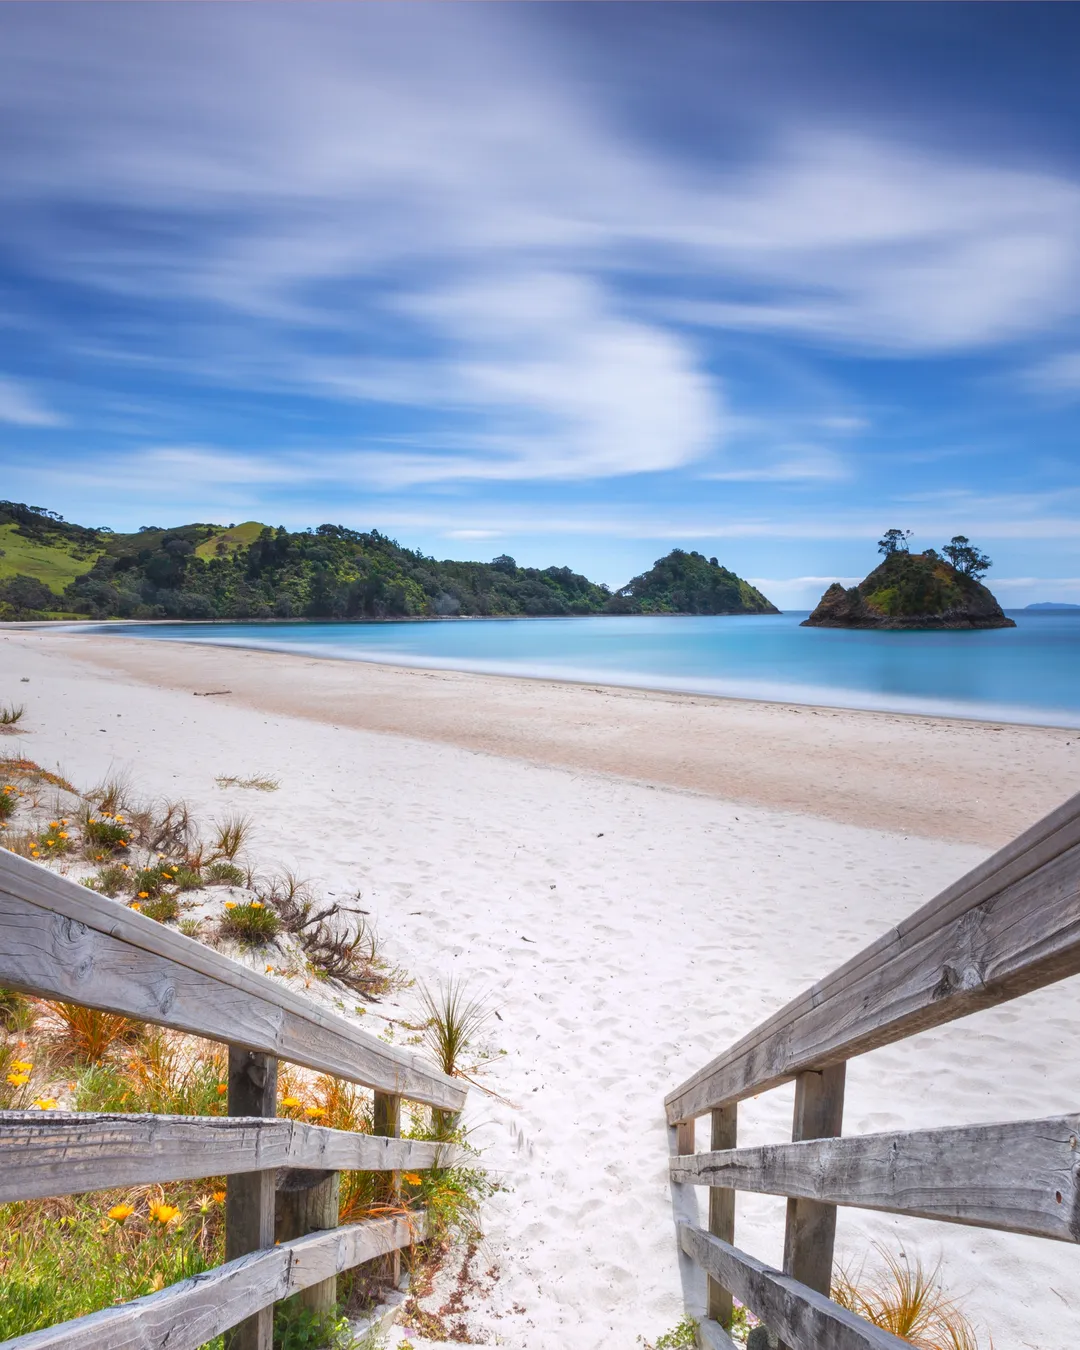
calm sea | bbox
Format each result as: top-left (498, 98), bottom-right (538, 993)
top-left (96, 611), bottom-right (1080, 728)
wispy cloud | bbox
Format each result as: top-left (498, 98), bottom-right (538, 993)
top-left (0, 377), bottom-right (64, 428)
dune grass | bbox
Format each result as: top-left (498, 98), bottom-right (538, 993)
top-left (834, 1247), bottom-right (987, 1350)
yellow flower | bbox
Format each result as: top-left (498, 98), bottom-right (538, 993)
top-left (58, 832), bottom-right (69, 839)
top-left (212, 1190), bottom-right (226, 1204)
top-left (32, 1098), bottom-right (59, 1110)
top-left (137, 891), bottom-right (149, 899)
top-left (6, 1072), bottom-right (30, 1087)
top-left (108, 1203), bottom-right (135, 1222)
top-left (280, 1096), bottom-right (302, 1109)
top-left (224, 901), bottom-right (236, 910)
top-left (303, 1105), bottom-right (326, 1119)
top-left (403, 1173), bottom-right (422, 1186)
top-left (265, 964), bottom-right (275, 973)
top-left (131, 903), bottom-right (141, 912)
top-left (251, 901), bottom-right (263, 909)
top-left (46, 839), bottom-right (56, 847)
top-left (11, 1060), bottom-right (32, 1073)
top-left (49, 821), bottom-right (59, 830)
top-left (149, 1202), bottom-right (181, 1225)
top-left (216, 1083), bottom-right (228, 1095)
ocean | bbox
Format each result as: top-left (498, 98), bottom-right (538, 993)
top-left (94, 610), bottom-right (1080, 728)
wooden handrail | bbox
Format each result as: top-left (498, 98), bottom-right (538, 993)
top-left (665, 790), bottom-right (1080, 1349)
top-left (0, 1111), bottom-right (461, 1203)
top-left (0, 849), bottom-right (465, 1111)
top-left (666, 789), bottom-right (1080, 1124)
top-left (1, 1213), bottom-right (426, 1350)
top-left (670, 1113), bottom-right (1080, 1241)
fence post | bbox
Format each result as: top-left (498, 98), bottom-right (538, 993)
top-left (225, 1048), bottom-right (278, 1350)
top-left (707, 1104), bottom-right (738, 1329)
top-left (276, 1168), bottom-right (341, 1316)
top-left (373, 1091), bottom-right (403, 1288)
top-left (778, 1064), bottom-right (846, 1350)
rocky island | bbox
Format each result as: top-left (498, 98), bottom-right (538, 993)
top-left (803, 531), bottom-right (1016, 630)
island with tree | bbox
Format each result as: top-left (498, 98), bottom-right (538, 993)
top-left (802, 529), bottom-right (1016, 630)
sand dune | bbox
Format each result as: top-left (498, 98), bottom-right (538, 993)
top-left (2, 627), bottom-right (1079, 1348)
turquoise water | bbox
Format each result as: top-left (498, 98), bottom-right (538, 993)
top-left (97, 612), bottom-right (1080, 727)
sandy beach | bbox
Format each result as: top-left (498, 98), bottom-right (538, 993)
top-left (3, 625), bottom-right (1080, 1349)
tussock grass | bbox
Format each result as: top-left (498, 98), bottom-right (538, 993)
top-left (204, 859), bottom-right (245, 887)
top-left (44, 1003), bottom-right (141, 1065)
top-left (0, 703), bottom-right (25, 728)
top-left (834, 1247), bottom-right (987, 1350)
top-left (211, 813), bottom-right (251, 861)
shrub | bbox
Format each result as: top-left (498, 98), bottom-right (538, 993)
top-left (91, 864), bottom-right (133, 897)
top-left (219, 901), bottom-right (281, 948)
top-left (83, 815), bottom-right (132, 855)
top-left (0, 784), bottom-right (19, 821)
top-left (204, 860), bottom-right (245, 887)
top-left (139, 893), bottom-right (181, 924)
top-left (0, 703), bottom-right (25, 727)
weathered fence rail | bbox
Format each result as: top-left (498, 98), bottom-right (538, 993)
top-left (665, 788), bottom-right (1080, 1349)
top-left (0, 848), bottom-right (466, 1349)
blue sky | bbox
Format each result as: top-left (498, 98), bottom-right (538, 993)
top-left (1, 4), bottom-right (1079, 606)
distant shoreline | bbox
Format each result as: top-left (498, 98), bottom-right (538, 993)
top-left (7, 626), bottom-right (1078, 848)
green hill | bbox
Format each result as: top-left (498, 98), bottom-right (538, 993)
top-left (0, 502), bottom-right (777, 622)
top-left (803, 549), bottom-right (1014, 630)
top-left (609, 549), bottom-right (778, 615)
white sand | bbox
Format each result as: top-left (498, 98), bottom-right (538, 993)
top-left (2, 629), bottom-right (1079, 1349)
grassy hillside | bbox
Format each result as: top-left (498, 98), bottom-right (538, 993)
top-left (193, 521), bottom-right (266, 560)
top-left (0, 522), bottom-right (102, 594)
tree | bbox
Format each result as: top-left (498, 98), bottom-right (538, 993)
top-left (942, 535), bottom-right (992, 580)
top-left (878, 528), bottom-right (913, 557)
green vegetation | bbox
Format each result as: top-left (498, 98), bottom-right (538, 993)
top-left (0, 501), bottom-right (776, 619)
top-left (805, 535), bottom-right (1013, 630)
top-left (610, 549), bottom-right (778, 615)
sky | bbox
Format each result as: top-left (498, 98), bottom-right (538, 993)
top-left (1, 4), bottom-right (1079, 607)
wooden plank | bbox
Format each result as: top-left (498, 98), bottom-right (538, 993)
top-left (697, 1317), bottom-right (739, 1350)
top-left (371, 1091), bottom-right (403, 1289)
top-left (666, 793), bottom-right (1080, 1122)
top-left (0, 852), bottom-right (465, 1111)
top-left (707, 1105), bottom-right (737, 1329)
top-left (225, 1047), bottom-right (277, 1350)
top-left (669, 1113), bottom-right (1080, 1242)
top-left (779, 1067), bottom-right (845, 1350)
top-left (0, 1112), bottom-right (458, 1203)
top-left (276, 1169), bottom-right (340, 1316)
top-left (679, 1223), bottom-right (912, 1350)
top-left (669, 1118), bottom-right (706, 1320)
top-left (3, 1212), bottom-right (427, 1350)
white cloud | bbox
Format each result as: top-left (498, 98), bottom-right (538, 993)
top-left (1026, 351), bottom-right (1080, 394)
top-left (0, 377), bottom-right (64, 427)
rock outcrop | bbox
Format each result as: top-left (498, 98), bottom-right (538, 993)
top-left (802, 551), bottom-right (1015, 630)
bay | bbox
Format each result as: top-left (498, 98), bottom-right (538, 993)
top-left (96, 611), bottom-right (1080, 728)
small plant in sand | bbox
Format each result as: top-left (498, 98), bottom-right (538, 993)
top-left (0, 783), bottom-right (21, 824)
top-left (834, 1247), bottom-right (986, 1350)
top-left (81, 810), bottom-right (132, 857)
top-left (219, 899), bottom-right (281, 947)
top-left (0, 703), bottom-right (25, 730)
top-left (211, 813), bottom-right (250, 861)
top-left (204, 859), bottom-right (246, 886)
top-left (419, 978), bottom-right (497, 1138)
top-left (215, 773), bottom-right (280, 792)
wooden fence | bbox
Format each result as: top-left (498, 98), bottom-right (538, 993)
top-left (665, 788), bottom-right (1080, 1350)
top-left (0, 848), bottom-right (467, 1350)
